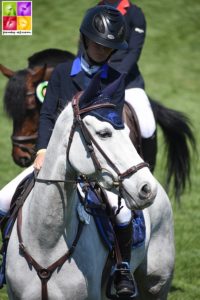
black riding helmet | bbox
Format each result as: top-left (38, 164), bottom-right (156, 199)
top-left (80, 5), bottom-right (128, 50)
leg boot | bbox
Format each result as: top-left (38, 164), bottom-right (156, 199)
top-left (141, 131), bottom-right (157, 172)
top-left (114, 222), bottom-right (137, 298)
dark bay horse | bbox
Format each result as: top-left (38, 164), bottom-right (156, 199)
top-left (0, 48), bottom-right (75, 166)
top-left (0, 49), bottom-right (196, 199)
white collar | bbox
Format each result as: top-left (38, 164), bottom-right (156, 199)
top-left (81, 56), bottom-right (101, 76)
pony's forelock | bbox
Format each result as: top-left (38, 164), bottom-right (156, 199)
top-left (3, 69), bottom-right (28, 123)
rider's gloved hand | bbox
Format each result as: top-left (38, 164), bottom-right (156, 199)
top-left (33, 149), bottom-right (46, 171)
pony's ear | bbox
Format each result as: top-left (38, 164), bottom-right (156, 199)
top-left (31, 65), bottom-right (47, 83)
top-left (101, 73), bottom-right (126, 99)
top-left (0, 64), bottom-right (15, 78)
top-left (79, 71), bottom-right (102, 107)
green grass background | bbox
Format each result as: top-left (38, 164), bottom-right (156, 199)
top-left (0, 0), bottom-right (199, 299)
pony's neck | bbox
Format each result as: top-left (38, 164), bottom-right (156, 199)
top-left (26, 104), bottom-right (77, 248)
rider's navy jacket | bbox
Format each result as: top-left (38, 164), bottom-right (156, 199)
top-left (37, 57), bottom-right (125, 150)
top-left (99, 0), bottom-right (146, 89)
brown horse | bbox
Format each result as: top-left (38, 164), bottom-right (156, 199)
top-left (0, 49), bottom-right (75, 167)
top-left (0, 49), bottom-right (196, 199)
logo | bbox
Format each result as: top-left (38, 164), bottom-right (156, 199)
top-left (135, 27), bottom-right (144, 34)
top-left (2, 1), bottom-right (32, 35)
top-left (107, 34), bottom-right (115, 40)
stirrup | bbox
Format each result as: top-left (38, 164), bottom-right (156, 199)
top-left (106, 263), bottom-right (138, 299)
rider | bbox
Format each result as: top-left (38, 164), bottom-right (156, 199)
top-left (96, 0), bottom-right (157, 170)
top-left (0, 6), bottom-right (136, 297)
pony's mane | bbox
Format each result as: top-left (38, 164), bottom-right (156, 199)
top-left (3, 69), bottom-right (28, 123)
top-left (28, 48), bottom-right (75, 68)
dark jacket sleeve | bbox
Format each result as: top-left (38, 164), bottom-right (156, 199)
top-left (110, 4), bottom-right (146, 74)
top-left (37, 65), bottom-right (61, 150)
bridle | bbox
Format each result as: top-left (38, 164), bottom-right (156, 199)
top-left (16, 92), bottom-right (149, 300)
top-left (67, 92), bottom-right (149, 196)
top-left (11, 134), bottom-right (37, 156)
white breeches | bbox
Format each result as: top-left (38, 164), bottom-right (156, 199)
top-left (106, 191), bottom-right (132, 226)
top-left (0, 166), bottom-right (34, 216)
top-left (125, 88), bottom-right (156, 138)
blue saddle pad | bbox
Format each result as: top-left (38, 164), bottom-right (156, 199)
top-left (78, 182), bottom-right (146, 251)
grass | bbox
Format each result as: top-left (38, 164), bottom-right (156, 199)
top-left (0, 0), bottom-right (200, 299)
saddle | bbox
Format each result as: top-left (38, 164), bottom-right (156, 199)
top-left (77, 178), bottom-right (146, 247)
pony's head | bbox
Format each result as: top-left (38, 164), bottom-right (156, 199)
top-left (1, 64), bottom-right (47, 167)
top-left (0, 49), bottom-right (75, 167)
top-left (64, 73), bottom-right (158, 210)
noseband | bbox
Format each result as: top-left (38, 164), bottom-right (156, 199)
top-left (11, 134), bottom-right (38, 156)
top-left (67, 92), bottom-right (149, 192)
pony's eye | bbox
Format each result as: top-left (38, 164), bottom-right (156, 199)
top-left (96, 129), bottom-right (112, 139)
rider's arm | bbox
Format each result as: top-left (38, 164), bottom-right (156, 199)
top-left (36, 65), bottom-right (62, 151)
top-left (34, 65), bottom-right (62, 170)
top-left (110, 5), bottom-right (146, 74)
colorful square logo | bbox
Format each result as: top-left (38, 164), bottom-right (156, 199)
top-left (2, 1), bottom-right (32, 35)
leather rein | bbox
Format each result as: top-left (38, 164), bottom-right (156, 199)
top-left (16, 92), bottom-right (148, 300)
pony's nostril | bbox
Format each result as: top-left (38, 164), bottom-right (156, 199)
top-left (142, 184), bottom-right (151, 194)
top-left (139, 183), bottom-right (152, 200)
top-left (18, 156), bottom-right (32, 167)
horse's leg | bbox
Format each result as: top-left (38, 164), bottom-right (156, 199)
top-left (135, 183), bottom-right (175, 300)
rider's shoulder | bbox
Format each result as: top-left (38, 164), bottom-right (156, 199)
top-left (128, 3), bottom-right (146, 19)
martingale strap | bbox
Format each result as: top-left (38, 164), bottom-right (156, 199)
top-left (17, 206), bottom-right (84, 300)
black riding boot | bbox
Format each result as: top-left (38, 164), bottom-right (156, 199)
top-left (141, 132), bottom-right (157, 172)
top-left (114, 222), bottom-right (137, 298)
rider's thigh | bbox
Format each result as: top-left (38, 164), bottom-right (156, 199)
top-left (125, 88), bottom-right (156, 138)
top-left (0, 165), bottom-right (34, 215)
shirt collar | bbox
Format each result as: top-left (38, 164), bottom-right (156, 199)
top-left (70, 56), bottom-right (109, 79)
top-left (117, 0), bottom-right (130, 15)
